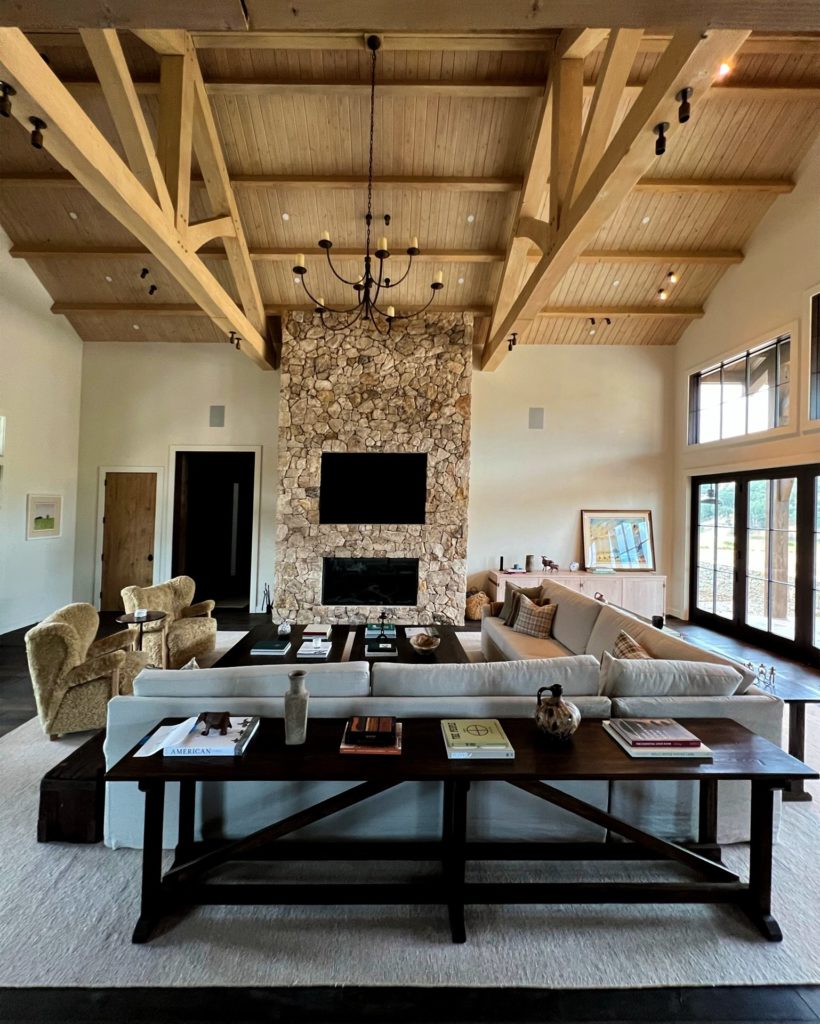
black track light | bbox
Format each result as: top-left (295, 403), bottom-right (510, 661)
top-left (0, 81), bottom-right (15, 118)
top-left (653, 121), bottom-right (669, 157)
top-left (604, 317), bottom-right (612, 325)
top-left (589, 317), bottom-right (596, 326)
top-left (508, 331), bottom-right (518, 352)
top-left (148, 284), bottom-right (157, 295)
top-left (29, 116), bottom-right (46, 149)
top-left (140, 267), bottom-right (149, 279)
top-left (676, 87), bottom-right (693, 123)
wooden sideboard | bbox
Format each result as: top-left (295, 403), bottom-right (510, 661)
top-left (486, 571), bottom-right (667, 619)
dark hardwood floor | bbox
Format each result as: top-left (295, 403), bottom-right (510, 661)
top-left (1, 610), bottom-right (818, 1023)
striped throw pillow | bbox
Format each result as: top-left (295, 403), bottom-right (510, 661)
top-left (612, 630), bottom-right (652, 660)
top-left (513, 595), bottom-right (558, 639)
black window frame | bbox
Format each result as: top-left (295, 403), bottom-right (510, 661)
top-left (810, 292), bottom-right (820, 422)
top-left (689, 462), bottom-right (820, 662)
top-left (688, 334), bottom-right (791, 445)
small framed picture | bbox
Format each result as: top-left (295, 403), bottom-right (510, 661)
top-left (27, 494), bottom-right (62, 539)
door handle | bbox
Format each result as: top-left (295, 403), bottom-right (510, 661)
top-left (147, 554), bottom-right (154, 562)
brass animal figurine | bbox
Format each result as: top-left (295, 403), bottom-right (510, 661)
top-left (196, 711), bottom-right (232, 736)
top-left (541, 557), bottom-right (560, 573)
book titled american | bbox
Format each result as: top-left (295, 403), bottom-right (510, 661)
top-left (340, 720), bottom-right (403, 755)
top-left (602, 720), bottom-right (712, 759)
top-left (606, 718), bottom-right (702, 748)
top-left (440, 719), bottom-right (515, 759)
top-left (162, 715), bottom-right (260, 757)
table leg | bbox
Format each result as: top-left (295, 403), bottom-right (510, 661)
top-left (175, 780), bottom-right (196, 864)
top-left (135, 621), bottom-right (144, 652)
top-left (784, 703), bottom-right (811, 802)
top-left (744, 781), bottom-right (782, 942)
top-left (132, 780), bottom-right (165, 944)
top-left (698, 779), bottom-right (719, 856)
top-left (442, 780), bottom-right (468, 943)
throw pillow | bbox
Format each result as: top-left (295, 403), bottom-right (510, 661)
top-left (513, 595), bottom-right (558, 639)
top-left (598, 651), bottom-right (743, 697)
top-left (179, 657), bottom-right (200, 670)
top-left (612, 630), bottom-right (652, 660)
top-left (502, 584), bottom-right (544, 627)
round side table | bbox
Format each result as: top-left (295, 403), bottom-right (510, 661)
top-left (116, 610), bottom-right (167, 652)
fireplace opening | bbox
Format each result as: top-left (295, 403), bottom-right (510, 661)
top-left (322, 557), bottom-right (419, 606)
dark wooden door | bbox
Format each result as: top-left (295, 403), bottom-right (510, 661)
top-left (101, 472), bottom-right (157, 611)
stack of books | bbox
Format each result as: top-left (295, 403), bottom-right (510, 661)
top-left (136, 715), bottom-right (260, 758)
top-left (602, 718), bottom-right (712, 759)
top-left (296, 640), bottom-right (332, 659)
top-left (250, 638), bottom-right (291, 656)
top-left (440, 719), bottom-right (515, 760)
top-left (303, 623), bottom-right (332, 639)
top-left (365, 638), bottom-right (398, 658)
top-left (365, 622), bottom-right (397, 639)
top-left (340, 716), bottom-right (402, 755)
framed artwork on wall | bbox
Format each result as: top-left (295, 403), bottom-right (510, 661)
top-left (27, 494), bottom-right (62, 539)
top-left (581, 509), bottom-right (655, 571)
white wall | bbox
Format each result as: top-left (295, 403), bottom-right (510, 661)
top-left (468, 345), bottom-right (675, 587)
top-left (669, 137), bottom-right (820, 616)
top-left (74, 343), bottom-right (279, 610)
top-left (0, 229), bottom-right (84, 633)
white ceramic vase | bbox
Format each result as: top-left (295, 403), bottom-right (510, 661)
top-left (284, 670), bottom-right (309, 745)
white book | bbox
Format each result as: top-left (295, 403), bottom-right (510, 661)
top-left (297, 640), bottom-right (332, 659)
top-left (440, 719), bottom-right (515, 759)
top-left (162, 716), bottom-right (260, 757)
top-left (602, 720), bottom-right (712, 759)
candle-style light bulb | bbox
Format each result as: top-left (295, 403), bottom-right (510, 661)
top-left (386, 305), bottom-right (395, 317)
top-left (320, 231), bottom-right (330, 242)
top-left (411, 236), bottom-right (419, 249)
top-left (434, 270), bottom-right (444, 285)
top-left (296, 253), bottom-right (305, 267)
top-left (317, 296), bottom-right (325, 307)
top-left (378, 236), bottom-right (388, 252)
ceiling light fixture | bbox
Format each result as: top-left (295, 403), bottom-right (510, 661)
top-left (613, 279), bottom-right (620, 287)
top-left (466, 214), bottom-right (475, 224)
top-left (676, 87), bottom-right (693, 124)
top-left (68, 211), bottom-right (78, 220)
top-left (281, 212), bottom-right (290, 221)
top-left (508, 332), bottom-right (518, 352)
top-left (658, 287), bottom-right (668, 301)
top-left (104, 275), bottom-right (112, 282)
top-left (717, 62), bottom-right (732, 80)
top-left (457, 276), bottom-right (464, 285)
top-left (29, 116), bottom-right (46, 149)
top-left (641, 215), bottom-right (651, 225)
top-left (148, 284), bottom-right (157, 296)
top-left (653, 121), bottom-right (669, 157)
top-left (589, 328), bottom-right (596, 336)
top-left (604, 317), bottom-right (612, 325)
top-left (0, 81), bottom-right (15, 117)
top-left (140, 267), bottom-right (149, 279)
top-left (667, 270), bottom-right (678, 285)
top-left (132, 323), bottom-right (140, 330)
top-left (293, 35), bottom-right (442, 335)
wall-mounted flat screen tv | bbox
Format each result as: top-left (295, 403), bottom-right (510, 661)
top-left (319, 452), bottom-right (427, 524)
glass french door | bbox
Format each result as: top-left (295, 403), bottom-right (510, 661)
top-left (690, 464), bottom-right (820, 660)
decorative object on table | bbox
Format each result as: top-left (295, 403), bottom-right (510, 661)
top-left (195, 711), bottom-right (231, 736)
top-left (525, 554), bottom-right (537, 573)
top-left (340, 719), bottom-right (402, 755)
top-left (581, 509), bottom-right (655, 571)
top-left (261, 583), bottom-right (272, 614)
top-left (568, 561), bottom-right (580, 571)
top-left (465, 589), bottom-right (490, 620)
top-left (276, 618), bottom-right (292, 637)
top-left (115, 609), bottom-right (167, 653)
top-left (365, 619), bottom-right (397, 639)
top-left (498, 556), bottom-right (504, 571)
top-left (291, 35), bottom-right (443, 334)
top-left (284, 670), bottom-right (310, 745)
top-left (26, 494), bottom-right (62, 539)
top-left (541, 557), bottom-right (560, 572)
top-left (512, 563), bottom-right (522, 570)
top-left (534, 683), bottom-right (581, 742)
top-left (748, 661), bottom-right (777, 694)
top-left (408, 632), bottom-right (441, 655)
top-left (651, 614), bottom-right (665, 629)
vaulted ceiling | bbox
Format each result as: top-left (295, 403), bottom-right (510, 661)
top-left (0, 4), bottom-right (818, 371)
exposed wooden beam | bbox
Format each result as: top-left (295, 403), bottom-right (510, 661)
top-left (187, 215), bottom-right (236, 251)
top-left (587, 82), bottom-right (820, 101)
top-left (0, 26), bottom-right (272, 369)
top-left (482, 28), bottom-right (750, 371)
top-left (156, 40), bottom-right (195, 234)
top-left (131, 29), bottom-right (188, 55)
top-left (568, 29), bottom-right (643, 206)
top-left (11, 245), bottom-right (745, 266)
top-left (549, 55), bottom-right (584, 231)
top-left (52, 301), bottom-right (493, 316)
top-left (65, 78), bottom-right (544, 98)
top-left (537, 306), bottom-right (704, 318)
top-left (557, 29), bottom-right (610, 60)
top-left (79, 29), bottom-right (174, 219)
top-left (1, 172), bottom-right (795, 195)
top-left (0, 1), bottom-right (248, 30)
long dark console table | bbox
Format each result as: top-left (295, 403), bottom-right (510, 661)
top-left (106, 717), bottom-right (816, 945)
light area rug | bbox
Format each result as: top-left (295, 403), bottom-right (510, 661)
top-left (0, 711), bottom-right (817, 988)
top-left (455, 631), bottom-right (485, 663)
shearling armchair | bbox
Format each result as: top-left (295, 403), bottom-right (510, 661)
top-left (120, 575), bottom-right (216, 669)
top-left (25, 603), bottom-right (150, 740)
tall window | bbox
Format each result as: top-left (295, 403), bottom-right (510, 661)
top-left (811, 293), bottom-right (820, 422)
top-left (690, 464), bottom-right (820, 659)
top-left (688, 335), bottom-right (791, 444)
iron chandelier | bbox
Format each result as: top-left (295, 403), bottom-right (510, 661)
top-left (292, 34), bottom-right (443, 334)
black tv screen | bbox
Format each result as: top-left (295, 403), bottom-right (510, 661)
top-left (319, 453), bottom-right (427, 524)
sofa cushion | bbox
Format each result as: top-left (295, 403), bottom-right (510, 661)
top-left (133, 661), bottom-right (372, 698)
top-left (536, 580), bottom-right (604, 654)
top-left (482, 616), bottom-right (574, 663)
top-left (513, 596), bottom-right (557, 639)
top-left (372, 655), bottom-right (601, 697)
top-left (612, 630), bottom-right (652, 660)
top-left (501, 584), bottom-right (543, 626)
top-left (598, 652), bottom-right (743, 697)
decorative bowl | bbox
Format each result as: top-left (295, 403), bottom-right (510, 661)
top-left (409, 634), bottom-right (441, 655)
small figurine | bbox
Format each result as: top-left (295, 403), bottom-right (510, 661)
top-left (541, 557), bottom-right (560, 573)
top-left (196, 711), bottom-right (231, 736)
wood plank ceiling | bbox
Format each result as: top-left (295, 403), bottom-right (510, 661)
top-left (1, 25), bottom-right (819, 366)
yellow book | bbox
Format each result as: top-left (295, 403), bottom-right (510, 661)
top-left (440, 719), bottom-right (514, 759)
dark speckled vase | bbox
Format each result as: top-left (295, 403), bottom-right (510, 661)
top-left (535, 683), bottom-right (581, 742)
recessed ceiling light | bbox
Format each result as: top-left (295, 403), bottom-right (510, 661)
top-left (104, 275), bottom-right (112, 282)
top-left (293, 275), bottom-right (300, 284)
top-left (132, 323), bottom-right (140, 330)
top-left (281, 212), bottom-right (290, 221)
top-left (68, 211), bottom-right (78, 220)
top-left (589, 328), bottom-right (596, 336)
top-left (641, 215), bottom-right (651, 225)
top-left (466, 213), bottom-right (475, 223)
top-left (457, 276), bottom-right (465, 284)
top-left (613, 279), bottom-right (620, 287)
top-left (657, 288), bottom-right (668, 301)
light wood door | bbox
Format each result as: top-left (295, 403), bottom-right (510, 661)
top-left (100, 472), bottom-right (157, 611)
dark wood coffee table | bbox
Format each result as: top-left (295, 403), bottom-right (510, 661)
top-left (107, 717), bottom-right (816, 946)
top-left (770, 676), bottom-right (820, 802)
top-left (214, 623), bottom-right (469, 667)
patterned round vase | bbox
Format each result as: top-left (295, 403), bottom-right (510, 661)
top-left (535, 683), bottom-right (581, 742)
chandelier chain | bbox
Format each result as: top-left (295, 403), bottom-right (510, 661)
top-left (365, 44), bottom-right (376, 259)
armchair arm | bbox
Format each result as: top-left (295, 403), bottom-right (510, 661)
top-left (45, 651), bottom-right (126, 727)
top-left (182, 600), bottom-right (215, 618)
top-left (88, 629), bottom-right (134, 657)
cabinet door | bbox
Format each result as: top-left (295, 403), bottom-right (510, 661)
top-left (621, 577), bottom-right (666, 618)
top-left (552, 574), bottom-right (584, 592)
top-left (578, 576), bottom-right (623, 604)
